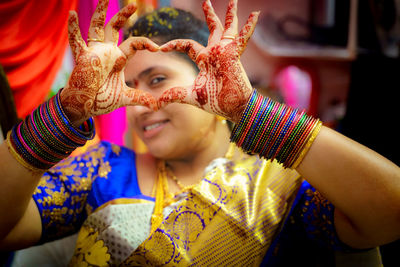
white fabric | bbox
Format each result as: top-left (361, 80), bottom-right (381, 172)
top-left (12, 234), bottom-right (78, 267)
top-left (11, 198), bottom-right (184, 266)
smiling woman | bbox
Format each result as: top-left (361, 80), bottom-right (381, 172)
top-left (125, 51), bottom-right (223, 162)
top-left (0, 0), bottom-right (399, 266)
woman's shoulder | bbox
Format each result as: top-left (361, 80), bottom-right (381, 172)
top-left (42, 141), bottom-right (140, 199)
top-left (63, 141), bottom-right (138, 168)
top-left (88, 141), bottom-right (136, 160)
top-left (82, 142), bottom-right (154, 213)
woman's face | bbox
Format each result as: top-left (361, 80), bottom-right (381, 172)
top-left (125, 50), bottom-right (218, 160)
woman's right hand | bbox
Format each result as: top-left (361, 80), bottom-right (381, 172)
top-left (61, 0), bottom-right (159, 127)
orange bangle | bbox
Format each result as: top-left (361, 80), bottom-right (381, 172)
top-left (6, 131), bottom-right (43, 172)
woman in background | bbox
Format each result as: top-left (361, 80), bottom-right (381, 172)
top-left (0, 0), bottom-right (399, 266)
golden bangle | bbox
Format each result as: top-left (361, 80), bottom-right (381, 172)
top-left (87, 38), bottom-right (103, 42)
top-left (285, 120), bottom-right (318, 168)
top-left (291, 121), bottom-right (323, 169)
top-left (223, 35), bottom-right (236, 40)
top-left (6, 131), bottom-right (43, 173)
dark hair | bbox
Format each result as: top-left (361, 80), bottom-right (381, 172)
top-left (126, 7), bottom-right (209, 71)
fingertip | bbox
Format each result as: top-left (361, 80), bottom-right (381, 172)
top-left (160, 46), bottom-right (171, 52)
top-left (251, 11), bottom-right (261, 23)
top-left (253, 11), bottom-right (261, 18)
top-left (148, 40), bottom-right (160, 52)
top-left (159, 43), bottom-right (173, 52)
top-left (157, 100), bottom-right (167, 110)
top-left (68, 10), bottom-right (78, 23)
top-left (118, 4), bottom-right (137, 23)
top-left (119, 4), bottom-right (137, 21)
top-left (230, 0), bottom-right (238, 9)
top-left (147, 47), bottom-right (159, 53)
top-left (147, 44), bottom-right (159, 52)
top-left (153, 99), bottom-right (159, 109)
top-left (153, 103), bottom-right (160, 111)
top-left (126, 2), bottom-right (137, 12)
top-left (146, 102), bottom-right (158, 111)
top-left (203, 0), bottom-right (213, 10)
top-left (242, 11), bottom-right (260, 32)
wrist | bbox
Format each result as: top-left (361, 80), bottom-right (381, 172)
top-left (228, 87), bottom-right (253, 124)
top-left (59, 86), bottom-right (90, 127)
top-left (231, 65), bottom-right (253, 123)
top-left (6, 90), bottom-right (95, 171)
top-left (230, 90), bottom-right (322, 169)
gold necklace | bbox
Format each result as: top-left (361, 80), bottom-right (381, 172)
top-left (164, 162), bottom-right (197, 194)
top-left (150, 143), bottom-right (236, 234)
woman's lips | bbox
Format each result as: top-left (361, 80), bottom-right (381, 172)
top-left (142, 120), bottom-right (169, 139)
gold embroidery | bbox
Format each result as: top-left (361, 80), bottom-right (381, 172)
top-left (42, 187), bottom-right (69, 206)
top-left (303, 189), bottom-right (335, 245)
top-left (143, 230), bottom-right (175, 266)
top-left (69, 225), bottom-right (111, 267)
top-left (34, 143), bottom-right (120, 237)
top-left (42, 207), bottom-right (69, 224)
top-left (111, 144), bottom-right (121, 156)
top-left (98, 161), bottom-right (111, 178)
top-left (85, 204), bottom-right (94, 216)
top-left (306, 189), bottom-right (330, 207)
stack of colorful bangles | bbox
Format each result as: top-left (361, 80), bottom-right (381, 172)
top-left (230, 89), bottom-right (322, 169)
top-left (6, 90), bottom-right (95, 171)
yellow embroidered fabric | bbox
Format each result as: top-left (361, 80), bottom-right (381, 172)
top-left (69, 225), bottom-right (111, 267)
top-left (121, 146), bottom-right (302, 266)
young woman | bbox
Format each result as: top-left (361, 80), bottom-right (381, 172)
top-left (0, 0), bottom-right (399, 266)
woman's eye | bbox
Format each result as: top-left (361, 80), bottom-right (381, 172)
top-left (149, 76), bottom-right (166, 85)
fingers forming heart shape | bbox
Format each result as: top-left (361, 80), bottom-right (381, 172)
top-left (62, 0), bottom-right (258, 126)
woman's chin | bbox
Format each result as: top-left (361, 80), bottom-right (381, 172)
top-left (145, 142), bottom-right (175, 159)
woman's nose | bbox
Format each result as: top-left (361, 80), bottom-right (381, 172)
top-left (127, 104), bottom-right (153, 117)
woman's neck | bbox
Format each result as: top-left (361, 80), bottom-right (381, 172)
top-left (164, 121), bottom-right (231, 188)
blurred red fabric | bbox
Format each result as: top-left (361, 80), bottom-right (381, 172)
top-left (0, 0), bottom-right (78, 118)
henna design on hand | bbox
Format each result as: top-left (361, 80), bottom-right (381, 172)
top-left (159, 0), bottom-right (259, 123)
top-left (60, 0), bottom-right (159, 127)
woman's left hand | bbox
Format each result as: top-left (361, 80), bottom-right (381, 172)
top-left (158, 0), bottom-right (259, 123)
top-left (61, 0), bottom-right (159, 127)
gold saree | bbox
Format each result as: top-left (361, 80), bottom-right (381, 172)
top-left (122, 148), bottom-right (302, 266)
